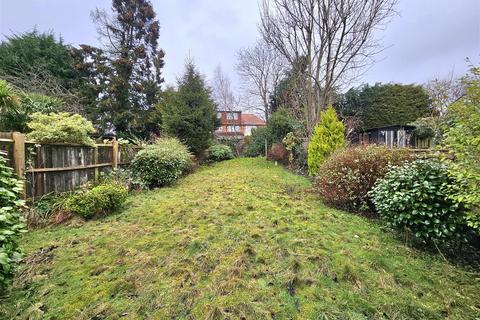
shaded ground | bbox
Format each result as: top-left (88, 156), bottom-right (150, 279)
top-left (1, 158), bottom-right (479, 319)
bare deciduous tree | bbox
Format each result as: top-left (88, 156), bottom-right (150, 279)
top-left (236, 40), bottom-right (285, 121)
top-left (424, 71), bottom-right (465, 116)
top-left (212, 65), bottom-right (239, 112)
top-left (260, 0), bottom-right (397, 134)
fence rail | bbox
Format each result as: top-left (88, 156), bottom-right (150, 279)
top-left (0, 132), bottom-right (142, 199)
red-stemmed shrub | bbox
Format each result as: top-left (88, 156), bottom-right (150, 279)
top-left (268, 143), bottom-right (289, 165)
top-left (314, 145), bottom-right (413, 215)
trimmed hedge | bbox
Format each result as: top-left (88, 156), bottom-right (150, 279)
top-left (314, 146), bottom-right (412, 215)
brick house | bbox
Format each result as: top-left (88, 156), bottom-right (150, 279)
top-left (215, 111), bottom-right (266, 138)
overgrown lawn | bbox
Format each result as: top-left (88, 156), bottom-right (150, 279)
top-left (1, 158), bottom-right (479, 319)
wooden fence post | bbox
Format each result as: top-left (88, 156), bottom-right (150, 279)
top-left (112, 139), bottom-right (119, 170)
top-left (12, 132), bottom-right (26, 198)
top-left (12, 132), bottom-right (25, 177)
top-left (94, 146), bottom-right (99, 181)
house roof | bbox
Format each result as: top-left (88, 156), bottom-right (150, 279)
top-left (241, 114), bottom-right (266, 126)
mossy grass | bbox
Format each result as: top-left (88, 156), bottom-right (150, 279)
top-left (1, 158), bottom-right (478, 319)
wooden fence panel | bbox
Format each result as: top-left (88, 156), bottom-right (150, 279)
top-left (0, 138), bottom-right (13, 167)
top-left (0, 132), bottom-right (142, 199)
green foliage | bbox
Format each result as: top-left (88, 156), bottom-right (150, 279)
top-left (282, 132), bottom-right (308, 173)
top-left (443, 67), bottom-right (480, 230)
top-left (3, 158), bottom-right (479, 319)
top-left (244, 109), bottom-right (297, 157)
top-left (410, 116), bottom-right (443, 142)
top-left (371, 159), bottom-right (467, 243)
top-left (77, 1), bottom-right (165, 138)
top-left (26, 112), bottom-right (95, 146)
top-left (131, 138), bottom-right (193, 189)
top-left (99, 169), bottom-right (142, 192)
top-left (0, 155), bottom-right (26, 288)
top-left (206, 144), bottom-right (234, 162)
top-left (336, 83), bottom-right (431, 129)
top-left (0, 79), bottom-right (20, 114)
top-left (244, 127), bottom-right (269, 157)
top-left (315, 146), bottom-right (413, 215)
top-left (0, 30), bottom-right (79, 91)
top-left (64, 183), bottom-right (128, 219)
top-left (308, 106), bottom-right (345, 175)
top-left (160, 63), bottom-right (218, 155)
top-left (0, 90), bottom-right (63, 132)
top-left (267, 108), bottom-right (297, 143)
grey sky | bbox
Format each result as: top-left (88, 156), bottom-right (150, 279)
top-left (1, 0), bottom-right (479, 91)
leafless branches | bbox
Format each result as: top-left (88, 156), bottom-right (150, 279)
top-left (424, 71), bottom-right (465, 116)
top-left (236, 40), bottom-right (286, 120)
top-left (260, 0), bottom-right (397, 134)
top-left (212, 65), bottom-right (240, 112)
top-left (0, 69), bottom-right (83, 114)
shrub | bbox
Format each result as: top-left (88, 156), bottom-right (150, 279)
top-left (65, 183), bottom-right (128, 219)
top-left (267, 143), bottom-right (289, 165)
top-left (131, 138), bottom-right (193, 189)
top-left (370, 159), bottom-right (467, 243)
top-left (99, 168), bottom-right (142, 191)
top-left (207, 144), bottom-right (234, 162)
top-left (27, 112), bottom-right (95, 146)
top-left (314, 146), bottom-right (412, 215)
top-left (244, 127), bottom-right (269, 157)
top-left (0, 79), bottom-right (20, 115)
top-left (308, 105), bottom-right (345, 175)
top-left (267, 108), bottom-right (297, 143)
top-left (0, 154), bottom-right (26, 288)
top-left (244, 109), bottom-right (297, 157)
top-left (443, 67), bottom-right (480, 231)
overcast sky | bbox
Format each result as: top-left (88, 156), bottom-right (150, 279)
top-left (1, 0), bottom-right (479, 91)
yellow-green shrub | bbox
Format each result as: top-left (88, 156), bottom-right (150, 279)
top-left (27, 112), bottom-right (95, 146)
top-left (308, 106), bottom-right (345, 175)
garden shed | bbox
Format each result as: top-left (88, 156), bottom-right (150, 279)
top-left (353, 125), bottom-right (432, 149)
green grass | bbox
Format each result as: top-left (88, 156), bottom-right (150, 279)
top-left (2, 158), bottom-right (479, 319)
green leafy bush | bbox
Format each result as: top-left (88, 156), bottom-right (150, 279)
top-left (0, 80), bottom-right (20, 114)
top-left (267, 108), bottom-right (297, 143)
top-left (308, 106), bottom-right (345, 175)
top-left (64, 183), bottom-right (128, 219)
top-left (207, 144), bottom-right (234, 162)
top-left (244, 109), bottom-right (297, 157)
top-left (99, 168), bottom-right (142, 191)
top-left (244, 127), bottom-right (269, 157)
top-left (0, 154), bottom-right (26, 288)
top-left (315, 146), bottom-right (413, 215)
top-left (131, 138), bottom-right (193, 189)
top-left (0, 81), bottom-right (64, 132)
top-left (443, 67), bottom-right (480, 231)
top-left (27, 112), bottom-right (95, 146)
top-left (282, 132), bottom-right (308, 173)
top-left (370, 159), bottom-right (467, 243)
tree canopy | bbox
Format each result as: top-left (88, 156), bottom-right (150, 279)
top-left (159, 62), bottom-right (218, 155)
top-left (0, 30), bottom-right (79, 92)
top-left (75, 0), bottom-right (165, 138)
top-left (335, 83), bottom-right (432, 129)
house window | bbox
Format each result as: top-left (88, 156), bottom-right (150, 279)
top-left (227, 125), bottom-right (241, 132)
top-left (226, 112), bottom-right (238, 120)
top-left (217, 112), bottom-right (222, 119)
